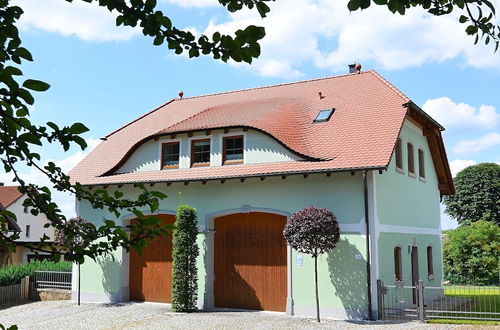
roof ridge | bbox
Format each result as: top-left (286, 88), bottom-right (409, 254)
top-left (178, 71), bottom-right (373, 101)
top-left (367, 70), bottom-right (410, 102)
top-left (105, 98), bottom-right (177, 138)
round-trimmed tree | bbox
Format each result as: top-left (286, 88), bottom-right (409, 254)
top-left (283, 206), bottom-right (340, 322)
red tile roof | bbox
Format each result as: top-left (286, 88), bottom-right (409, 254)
top-left (70, 70), bottom-right (454, 194)
top-left (0, 186), bottom-right (24, 208)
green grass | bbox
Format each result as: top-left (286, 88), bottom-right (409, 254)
top-left (426, 285), bottom-right (500, 325)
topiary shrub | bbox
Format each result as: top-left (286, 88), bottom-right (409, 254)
top-left (283, 206), bottom-right (340, 322)
top-left (172, 204), bottom-right (199, 312)
top-left (0, 260), bottom-right (72, 286)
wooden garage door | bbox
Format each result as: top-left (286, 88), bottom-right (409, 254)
top-left (214, 212), bottom-right (287, 312)
top-left (129, 214), bottom-right (174, 303)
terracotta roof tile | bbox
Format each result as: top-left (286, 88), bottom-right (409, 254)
top-left (0, 186), bottom-right (24, 208)
top-left (70, 71), bottom-right (415, 185)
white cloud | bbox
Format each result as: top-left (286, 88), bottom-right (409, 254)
top-left (453, 133), bottom-right (500, 154)
top-left (449, 159), bottom-right (478, 177)
top-left (0, 138), bottom-right (100, 218)
top-left (162, 0), bottom-right (220, 8)
top-left (202, 0), bottom-right (500, 78)
top-left (422, 97), bottom-right (500, 130)
top-left (15, 0), bottom-right (139, 42)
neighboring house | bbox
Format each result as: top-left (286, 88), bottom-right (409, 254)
top-left (0, 185), bottom-right (56, 266)
top-left (70, 70), bottom-right (454, 319)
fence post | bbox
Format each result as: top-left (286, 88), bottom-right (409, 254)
top-left (418, 280), bottom-right (425, 322)
top-left (376, 280), bottom-right (383, 320)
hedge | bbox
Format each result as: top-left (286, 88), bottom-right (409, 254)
top-left (0, 260), bottom-right (72, 286)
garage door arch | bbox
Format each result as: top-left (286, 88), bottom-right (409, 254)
top-left (213, 211), bottom-right (288, 312)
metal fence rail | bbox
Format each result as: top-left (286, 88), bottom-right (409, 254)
top-left (378, 279), bottom-right (500, 322)
top-left (425, 285), bottom-right (500, 321)
top-left (35, 270), bottom-right (72, 290)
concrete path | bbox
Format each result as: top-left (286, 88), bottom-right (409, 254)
top-left (0, 301), bottom-right (495, 329)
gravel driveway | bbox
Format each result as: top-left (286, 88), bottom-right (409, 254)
top-left (0, 301), bottom-right (495, 330)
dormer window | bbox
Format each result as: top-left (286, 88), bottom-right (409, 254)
top-left (161, 142), bottom-right (180, 169)
top-left (223, 135), bottom-right (244, 165)
top-left (313, 108), bottom-right (335, 122)
top-left (191, 139), bottom-right (210, 167)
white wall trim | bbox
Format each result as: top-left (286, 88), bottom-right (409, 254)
top-left (339, 219), bottom-right (365, 234)
top-left (378, 224), bottom-right (441, 236)
top-left (366, 171), bottom-right (379, 317)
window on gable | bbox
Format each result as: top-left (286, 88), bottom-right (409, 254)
top-left (407, 143), bottom-right (415, 175)
top-left (161, 142), bottom-right (180, 169)
top-left (394, 246), bottom-right (402, 281)
top-left (223, 135), bottom-right (244, 165)
top-left (418, 149), bottom-right (425, 178)
top-left (427, 246), bottom-right (434, 278)
top-left (191, 139), bottom-right (210, 167)
top-left (395, 138), bottom-right (403, 170)
top-left (24, 206), bottom-right (28, 214)
top-left (25, 225), bottom-right (30, 238)
top-left (313, 108), bottom-right (335, 122)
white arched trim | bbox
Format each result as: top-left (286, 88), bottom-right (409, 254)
top-left (120, 209), bottom-right (177, 227)
top-left (204, 205), bottom-right (291, 231)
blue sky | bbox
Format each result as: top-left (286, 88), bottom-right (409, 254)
top-left (1, 0), bottom-right (499, 228)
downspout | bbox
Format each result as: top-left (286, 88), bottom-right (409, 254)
top-left (363, 170), bottom-right (373, 320)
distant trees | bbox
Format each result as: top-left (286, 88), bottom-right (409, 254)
top-left (443, 220), bottom-right (499, 285)
top-left (443, 163), bottom-right (499, 225)
top-left (283, 206), bottom-right (340, 322)
top-left (172, 205), bottom-right (199, 312)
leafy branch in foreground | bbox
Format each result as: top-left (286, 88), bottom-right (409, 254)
top-left (348, 0), bottom-right (500, 51)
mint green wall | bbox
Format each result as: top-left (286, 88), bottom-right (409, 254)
top-left (377, 232), bottom-right (443, 286)
top-left (375, 121), bottom-right (441, 229)
top-left (77, 172), bottom-right (367, 310)
top-left (115, 129), bottom-right (302, 174)
top-left (292, 234), bottom-right (367, 312)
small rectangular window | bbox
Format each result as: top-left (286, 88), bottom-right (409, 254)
top-left (313, 108), bottom-right (335, 122)
top-left (23, 206), bottom-right (28, 214)
top-left (161, 142), bottom-right (180, 169)
top-left (394, 246), bottom-right (402, 281)
top-left (418, 149), bottom-right (425, 178)
top-left (427, 246), bottom-right (434, 277)
top-left (395, 138), bottom-right (403, 170)
top-left (191, 139), bottom-right (210, 167)
top-left (25, 225), bottom-right (30, 238)
top-left (407, 143), bottom-right (415, 175)
top-left (223, 135), bottom-right (244, 165)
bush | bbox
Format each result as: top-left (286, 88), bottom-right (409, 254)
top-left (172, 205), bottom-right (199, 312)
top-left (0, 260), bottom-right (72, 286)
top-left (443, 220), bottom-right (500, 285)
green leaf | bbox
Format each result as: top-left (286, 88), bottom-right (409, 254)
top-left (459, 15), bottom-right (468, 23)
top-left (22, 79), bottom-right (50, 92)
top-left (14, 47), bottom-right (33, 61)
top-left (69, 122), bottom-right (89, 134)
top-left (256, 2), bottom-right (270, 17)
top-left (347, 0), bottom-right (361, 11)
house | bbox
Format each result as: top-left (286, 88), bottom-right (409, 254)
top-left (69, 69), bottom-right (454, 319)
top-left (0, 185), bottom-right (56, 266)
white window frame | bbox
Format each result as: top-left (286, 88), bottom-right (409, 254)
top-left (188, 134), bottom-right (214, 167)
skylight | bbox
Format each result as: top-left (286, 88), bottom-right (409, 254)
top-left (313, 108), bottom-right (335, 122)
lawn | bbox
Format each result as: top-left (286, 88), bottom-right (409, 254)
top-left (427, 285), bottom-right (500, 325)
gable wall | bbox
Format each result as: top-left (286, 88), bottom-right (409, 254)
top-left (7, 196), bottom-right (55, 242)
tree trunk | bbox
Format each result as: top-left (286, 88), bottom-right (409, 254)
top-left (78, 262), bottom-right (81, 306)
top-left (314, 255), bottom-right (320, 322)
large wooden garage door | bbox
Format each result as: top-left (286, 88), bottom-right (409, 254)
top-left (214, 212), bottom-right (287, 312)
top-left (129, 214), bottom-right (174, 303)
